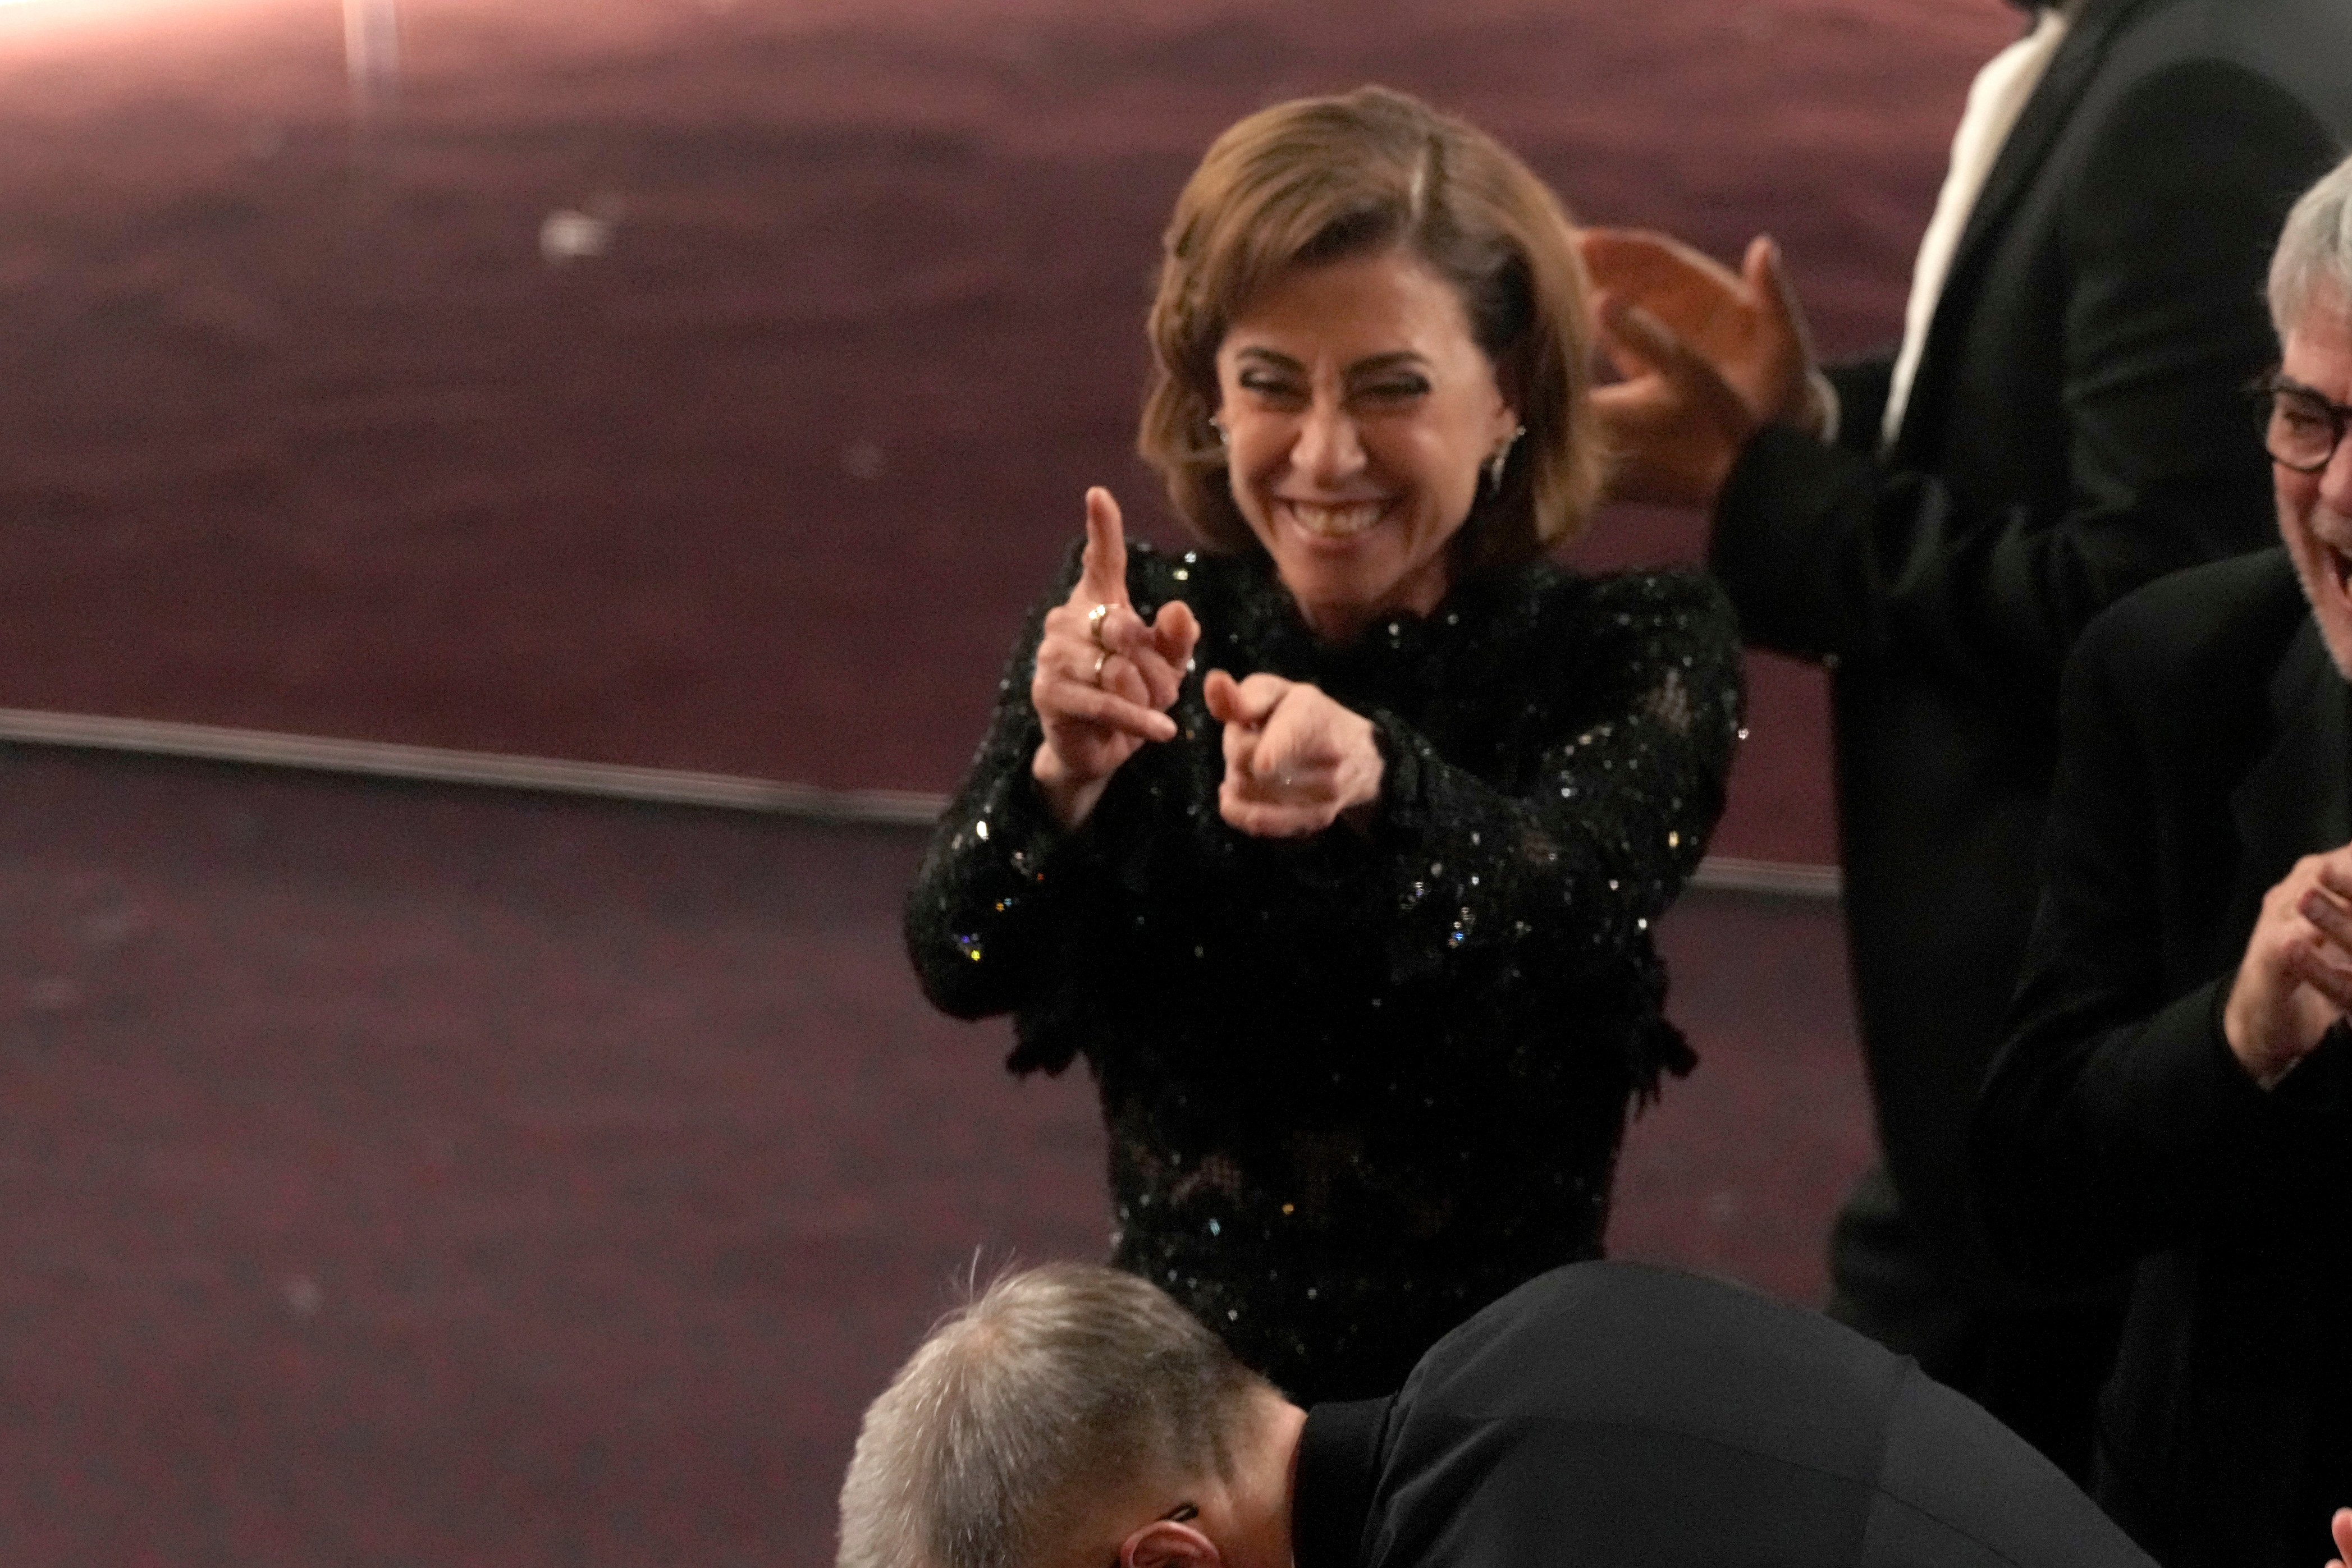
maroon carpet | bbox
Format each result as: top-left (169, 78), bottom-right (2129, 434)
top-left (0, 748), bottom-right (1864, 1564)
top-left (0, 2), bottom-right (2026, 1558)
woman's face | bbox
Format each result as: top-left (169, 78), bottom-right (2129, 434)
top-left (1213, 250), bottom-right (1519, 643)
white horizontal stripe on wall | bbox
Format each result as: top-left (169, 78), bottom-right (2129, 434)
top-left (0, 707), bottom-right (1841, 900)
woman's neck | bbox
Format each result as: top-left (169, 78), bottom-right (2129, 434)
top-left (1293, 562), bottom-right (1451, 645)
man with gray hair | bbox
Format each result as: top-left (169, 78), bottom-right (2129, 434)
top-left (840, 1259), bottom-right (2174, 1568)
top-left (1579, 0), bottom-right (2352, 1485)
top-left (1975, 149), bottom-right (2352, 1568)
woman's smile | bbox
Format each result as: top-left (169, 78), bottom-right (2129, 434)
top-left (1273, 496), bottom-right (1394, 542)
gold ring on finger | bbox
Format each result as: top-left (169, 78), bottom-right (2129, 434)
top-left (1092, 649), bottom-right (1111, 685)
top-left (1087, 602), bottom-right (1114, 647)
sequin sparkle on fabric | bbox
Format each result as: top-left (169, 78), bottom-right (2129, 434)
top-left (904, 539), bottom-right (1744, 1401)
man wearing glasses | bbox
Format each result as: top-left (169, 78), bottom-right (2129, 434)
top-left (1579, 0), bottom-right (2352, 1486)
top-left (1974, 152), bottom-right (2352, 1568)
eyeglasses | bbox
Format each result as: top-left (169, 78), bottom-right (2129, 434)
top-left (2259, 372), bottom-right (2352, 474)
top-left (1109, 1503), bottom-right (1198, 1568)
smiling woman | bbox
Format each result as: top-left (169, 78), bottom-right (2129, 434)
top-left (904, 85), bottom-right (1744, 1402)
top-left (1213, 254), bottom-right (1519, 645)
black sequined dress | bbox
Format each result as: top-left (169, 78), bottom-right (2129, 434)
top-left (905, 538), bottom-right (1744, 1401)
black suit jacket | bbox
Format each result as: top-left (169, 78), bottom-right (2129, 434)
top-left (1975, 549), bottom-right (2352, 1568)
top-left (1291, 1262), bottom-right (2151, 1568)
top-left (1710, 0), bottom-right (2352, 1289)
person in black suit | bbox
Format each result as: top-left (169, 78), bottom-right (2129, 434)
top-left (836, 1259), bottom-right (2173, 1568)
top-left (1973, 152), bottom-right (2352, 1568)
top-left (1578, 0), bottom-right (2352, 1476)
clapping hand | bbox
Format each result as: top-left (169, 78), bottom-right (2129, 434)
top-left (2327, 1508), bottom-right (2352, 1568)
top-left (1581, 229), bottom-right (1827, 431)
top-left (1579, 228), bottom-right (1826, 509)
top-left (1203, 670), bottom-right (1383, 838)
top-left (1029, 487), bottom-right (1200, 828)
top-left (2222, 846), bottom-right (2352, 1088)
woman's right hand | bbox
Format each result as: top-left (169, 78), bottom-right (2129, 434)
top-left (1030, 487), bottom-right (1200, 828)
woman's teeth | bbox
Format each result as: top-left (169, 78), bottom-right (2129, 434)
top-left (1283, 500), bottom-right (1384, 539)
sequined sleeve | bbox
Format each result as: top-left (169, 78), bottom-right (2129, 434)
top-left (1360, 571), bottom-right (1743, 987)
top-left (902, 545), bottom-right (1094, 1021)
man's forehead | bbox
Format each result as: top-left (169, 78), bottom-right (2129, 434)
top-left (2282, 303), bottom-right (2352, 387)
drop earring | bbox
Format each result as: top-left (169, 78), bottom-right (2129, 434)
top-left (1485, 424), bottom-right (1527, 496)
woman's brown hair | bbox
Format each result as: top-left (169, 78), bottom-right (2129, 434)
top-left (1138, 85), bottom-right (1603, 566)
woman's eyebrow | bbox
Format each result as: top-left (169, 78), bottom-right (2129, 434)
top-left (1229, 347), bottom-right (1433, 376)
top-left (1231, 346), bottom-right (1303, 371)
top-left (1346, 351), bottom-right (1431, 377)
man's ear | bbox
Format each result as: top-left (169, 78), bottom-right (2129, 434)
top-left (1124, 1519), bottom-right (1220, 1568)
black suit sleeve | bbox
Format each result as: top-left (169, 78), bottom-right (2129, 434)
top-left (1711, 59), bottom-right (2336, 698)
top-left (1825, 355), bottom-right (1894, 456)
top-left (1971, 605), bottom-right (2275, 1285)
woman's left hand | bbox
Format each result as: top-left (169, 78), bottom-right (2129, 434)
top-left (1204, 670), bottom-right (1384, 837)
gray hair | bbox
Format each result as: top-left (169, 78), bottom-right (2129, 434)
top-left (836, 1263), bottom-right (1265, 1568)
top-left (2269, 151), bottom-right (2352, 335)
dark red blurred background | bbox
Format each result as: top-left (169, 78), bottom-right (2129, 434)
top-left (0, 0), bottom-right (2022, 864)
top-left (0, 2), bottom-right (2025, 1562)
